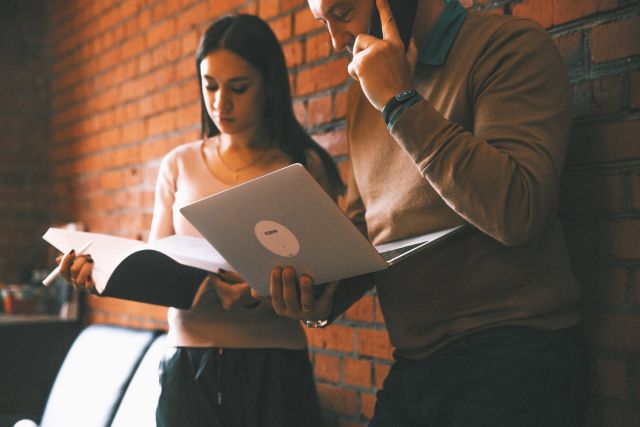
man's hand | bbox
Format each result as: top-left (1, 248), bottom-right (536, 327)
top-left (268, 266), bottom-right (338, 321)
top-left (347, 0), bottom-right (418, 110)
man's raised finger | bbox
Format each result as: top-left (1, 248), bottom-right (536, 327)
top-left (376, 0), bottom-right (401, 43)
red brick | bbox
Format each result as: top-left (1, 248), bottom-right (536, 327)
top-left (312, 128), bottom-right (348, 156)
top-left (512, 0), bottom-right (553, 29)
top-left (306, 324), bottom-right (356, 352)
top-left (147, 19), bottom-right (176, 49)
top-left (559, 174), bottom-right (626, 215)
top-left (335, 89), bottom-right (349, 120)
top-left (294, 7), bottom-right (324, 35)
top-left (306, 32), bottom-right (332, 62)
top-left (596, 220), bottom-right (640, 260)
top-left (258, 0), bottom-right (279, 19)
top-left (239, 3), bottom-right (258, 15)
top-left (269, 15), bottom-right (292, 42)
top-left (282, 0), bottom-right (307, 10)
top-left (293, 100), bottom-right (306, 125)
top-left (552, 0), bottom-right (616, 26)
top-left (596, 313), bottom-right (640, 353)
top-left (374, 363), bottom-right (391, 390)
top-left (571, 75), bottom-right (624, 118)
top-left (591, 16), bottom-right (640, 63)
top-left (357, 329), bottom-right (393, 360)
top-left (313, 353), bottom-right (342, 383)
top-left (176, 2), bottom-right (209, 33)
top-left (344, 357), bottom-right (372, 388)
top-left (567, 119), bottom-right (640, 165)
top-left (208, 0), bottom-right (247, 17)
top-left (307, 95), bottom-right (333, 127)
top-left (282, 40), bottom-right (304, 68)
top-left (147, 110), bottom-right (176, 136)
top-left (573, 263), bottom-right (628, 307)
top-left (360, 392), bottom-right (377, 419)
top-left (345, 295), bottom-right (376, 323)
top-left (554, 31), bottom-right (583, 70)
top-left (316, 383), bottom-right (358, 416)
top-left (296, 57), bottom-right (349, 95)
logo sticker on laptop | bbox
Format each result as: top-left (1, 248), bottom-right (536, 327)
top-left (254, 220), bottom-right (300, 257)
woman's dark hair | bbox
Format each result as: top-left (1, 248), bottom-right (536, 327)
top-left (195, 14), bottom-right (344, 194)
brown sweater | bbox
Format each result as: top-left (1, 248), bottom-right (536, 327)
top-left (337, 12), bottom-right (581, 359)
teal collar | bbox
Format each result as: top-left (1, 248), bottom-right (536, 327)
top-left (417, 0), bottom-right (467, 66)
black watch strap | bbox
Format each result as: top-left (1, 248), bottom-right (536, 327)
top-left (382, 89), bottom-right (418, 124)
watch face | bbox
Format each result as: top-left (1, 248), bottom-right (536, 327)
top-left (396, 89), bottom-right (415, 101)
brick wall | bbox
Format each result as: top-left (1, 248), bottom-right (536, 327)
top-left (0, 0), bottom-right (51, 284)
top-left (3, 0), bottom-right (638, 425)
top-left (508, 1), bottom-right (640, 426)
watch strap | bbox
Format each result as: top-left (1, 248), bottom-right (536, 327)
top-left (382, 89), bottom-right (418, 125)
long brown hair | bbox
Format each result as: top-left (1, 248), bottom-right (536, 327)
top-left (195, 14), bottom-right (344, 194)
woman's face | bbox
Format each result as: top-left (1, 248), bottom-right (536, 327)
top-left (199, 49), bottom-right (268, 136)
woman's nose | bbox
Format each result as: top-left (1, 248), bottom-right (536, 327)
top-left (214, 89), bottom-right (231, 113)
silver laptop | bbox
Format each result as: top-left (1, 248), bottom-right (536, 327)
top-left (180, 163), bottom-right (463, 295)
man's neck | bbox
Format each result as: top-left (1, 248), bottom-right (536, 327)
top-left (412, 0), bottom-right (447, 48)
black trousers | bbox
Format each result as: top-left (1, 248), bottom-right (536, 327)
top-left (156, 346), bottom-right (323, 427)
top-left (370, 325), bottom-right (589, 427)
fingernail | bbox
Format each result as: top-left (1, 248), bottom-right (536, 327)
top-left (219, 268), bottom-right (226, 274)
top-left (70, 249), bottom-right (75, 255)
top-left (87, 258), bottom-right (94, 264)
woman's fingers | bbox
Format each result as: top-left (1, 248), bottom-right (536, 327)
top-left (217, 268), bottom-right (243, 284)
top-left (58, 250), bottom-right (76, 282)
top-left (70, 255), bottom-right (91, 283)
top-left (75, 258), bottom-right (94, 290)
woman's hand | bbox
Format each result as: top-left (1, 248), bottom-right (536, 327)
top-left (57, 250), bottom-right (97, 294)
top-left (269, 266), bottom-right (338, 321)
top-left (213, 269), bottom-right (261, 310)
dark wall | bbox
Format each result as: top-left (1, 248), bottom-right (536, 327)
top-left (0, 0), bottom-right (51, 283)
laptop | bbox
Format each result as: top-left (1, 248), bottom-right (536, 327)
top-left (180, 163), bottom-right (463, 295)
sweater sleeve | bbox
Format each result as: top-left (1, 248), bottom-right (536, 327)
top-left (391, 20), bottom-right (571, 247)
top-left (149, 152), bottom-right (177, 242)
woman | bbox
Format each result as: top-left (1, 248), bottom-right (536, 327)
top-left (59, 14), bottom-right (343, 427)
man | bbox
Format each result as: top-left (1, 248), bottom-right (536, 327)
top-left (268, 0), bottom-right (588, 425)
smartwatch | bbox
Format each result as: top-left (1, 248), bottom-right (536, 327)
top-left (382, 89), bottom-right (418, 125)
top-left (304, 319), bottom-right (330, 329)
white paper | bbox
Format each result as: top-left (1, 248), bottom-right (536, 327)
top-left (42, 228), bottom-right (233, 293)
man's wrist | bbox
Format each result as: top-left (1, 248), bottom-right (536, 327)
top-left (381, 88), bottom-right (419, 125)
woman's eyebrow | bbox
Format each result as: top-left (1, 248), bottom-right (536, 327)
top-left (202, 75), bottom-right (251, 83)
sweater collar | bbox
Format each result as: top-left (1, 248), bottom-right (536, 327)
top-left (417, 0), bottom-right (467, 66)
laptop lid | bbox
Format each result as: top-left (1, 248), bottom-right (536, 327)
top-left (180, 163), bottom-right (388, 295)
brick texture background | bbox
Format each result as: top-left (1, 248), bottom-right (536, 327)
top-left (1, 0), bottom-right (639, 425)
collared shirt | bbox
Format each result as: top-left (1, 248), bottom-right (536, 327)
top-left (417, 0), bottom-right (467, 66)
